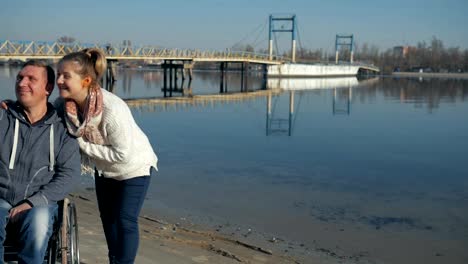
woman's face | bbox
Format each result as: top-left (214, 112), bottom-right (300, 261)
top-left (56, 61), bottom-right (89, 101)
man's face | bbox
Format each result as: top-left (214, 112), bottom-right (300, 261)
top-left (15, 65), bottom-right (50, 108)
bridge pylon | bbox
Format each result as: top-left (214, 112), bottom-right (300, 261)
top-left (268, 14), bottom-right (297, 63)
top-left (335, 34), bottom-right (354, 64)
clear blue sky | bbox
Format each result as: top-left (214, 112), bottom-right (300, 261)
top-left (1, 0), bottom-right (467, 53)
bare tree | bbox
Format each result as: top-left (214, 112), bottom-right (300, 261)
top-left (57, 36), bottom-right (76, 43)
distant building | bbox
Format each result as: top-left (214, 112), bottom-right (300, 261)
top-left (393, 46), bottom-right (411, 58)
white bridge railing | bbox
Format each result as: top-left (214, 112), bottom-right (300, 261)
top-left (0, 40), bottom-right (285, 63)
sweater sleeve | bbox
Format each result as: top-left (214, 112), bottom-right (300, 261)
top-left (27, 131), bottom-right (81, 206)
top-left (77, 111), bottom-right (132, 163)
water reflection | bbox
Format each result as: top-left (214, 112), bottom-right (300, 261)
top-left (115, 73), bottom-right (468, 141)
top-left (1, 65), bottom-right (468, 113)
top-left (111, 69), bottom-right (269, 99)
top-left (267, 76), bottom-right (359, 90)
top-left (266, 77), bottom-right (364, 116)
top-left (384, 77), bottom-right (468, 112)
top-left (266, 92), bottom-right (295, 136)
top-left (333, 87), bottom-right (351, 115)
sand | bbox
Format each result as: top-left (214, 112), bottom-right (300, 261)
top-left (71, 191), bottom-right (312, 264)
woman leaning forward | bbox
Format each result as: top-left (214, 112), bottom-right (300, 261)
top-left (55, 48), bottom-right (158, 264)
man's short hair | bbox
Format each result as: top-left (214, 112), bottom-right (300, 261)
top-left (21, 60), bottom-right (55, 91)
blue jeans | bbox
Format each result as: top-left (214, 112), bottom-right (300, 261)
top-left (0, 198), bottom-right (58, 264)
top-left (95, 168), bottom-right (153, 264)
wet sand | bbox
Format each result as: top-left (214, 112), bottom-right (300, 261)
top-left (71, 188), bottom-right (468, 264)
top-left (71, 190), bottom-right (330, 264)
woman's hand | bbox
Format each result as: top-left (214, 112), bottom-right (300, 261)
top-left (1, 100), bottom-right (12, 110)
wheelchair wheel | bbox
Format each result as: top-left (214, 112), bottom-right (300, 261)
top-left (47, 232), bottom-right (59, 263)
top-left (67, 202), bottom-right (80, 264)
top-left (57, 198), bottom-right (80, 264)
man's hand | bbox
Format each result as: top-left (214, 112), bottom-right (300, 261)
top-left (9, 202), bottom-right (32, 222)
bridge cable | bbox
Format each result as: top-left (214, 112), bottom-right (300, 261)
top-left (273, 32), bottom-right (281, 57)
top-left (295, 20), bottom-right (338, 63)
top-left (231, 19), bottom-right (268, 50)
top-left (251, 21), bottom-right (268, 50)
top-left (296, 19), bottom-right (306, 59)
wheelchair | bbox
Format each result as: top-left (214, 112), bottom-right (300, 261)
top-left (3, 198), bottom-right (80, 264)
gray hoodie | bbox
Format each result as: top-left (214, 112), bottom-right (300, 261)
top-left (0, 101), bottom-right (80, 207)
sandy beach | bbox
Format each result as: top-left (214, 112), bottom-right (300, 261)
top-left (71, 190), bottom-right (338, 264)
top-left (72, 187), bottom-right (468, 264)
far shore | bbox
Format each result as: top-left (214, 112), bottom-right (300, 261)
top-left (391, 72), bottom-right (468, 79)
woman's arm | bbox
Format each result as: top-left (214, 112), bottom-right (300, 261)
top-left (77, 114), bottom-right (132, 163)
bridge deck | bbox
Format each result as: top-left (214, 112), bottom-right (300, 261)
top-left (0, 40), bottom-right (379, 72)
top-left (0, 40), bottom-right (283, 65)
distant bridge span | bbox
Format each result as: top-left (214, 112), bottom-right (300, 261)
top-left (0, 39), bottom-right (380, 75)
top-left (0, 40), bottom-right (284, 65)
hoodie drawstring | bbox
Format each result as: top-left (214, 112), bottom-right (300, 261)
top-left (9, 119), bottom-right (55, 171)
top-left (49, 124), bottom-right (54, 171)
top-left (9, 119), bottom-right (19, 170)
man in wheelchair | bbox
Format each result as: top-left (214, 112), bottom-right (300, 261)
top-left (0, 60), bottom-right (81, 263)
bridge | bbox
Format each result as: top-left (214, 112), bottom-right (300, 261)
top-left (0, 40), bottom-right (284, 65)
top-left (0, 14), bottom-right (380, 78)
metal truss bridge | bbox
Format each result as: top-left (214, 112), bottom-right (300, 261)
top-left (0, 40), bottom-right (284, 65)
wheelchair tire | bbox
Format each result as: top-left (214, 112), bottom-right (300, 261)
top-left (57, 198), bottom-right (80, 264)
top-left (47, 231), bottom-right (59, 264)
top-left (67, 202), bottom-right (80, 264)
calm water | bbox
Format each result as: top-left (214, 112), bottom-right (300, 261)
top-left (1, 65), bottom-right (467, 264)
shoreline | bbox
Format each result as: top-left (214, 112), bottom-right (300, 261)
top-left (71, 187), bottom-right (468, 264)
top-left (391, 72), bottom-right (468, 79)
top-left (70, 190), bottom-right (349, 264)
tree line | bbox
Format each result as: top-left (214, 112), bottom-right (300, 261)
top-left (359, 37), bottom-right (468, 74)
top-left (236, 37), bottom-right (468, 74)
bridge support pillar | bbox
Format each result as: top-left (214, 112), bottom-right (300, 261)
top-left (103, 59), bottom-right (117, 93)
top-left (183, 62), bottom-right (194, 81)
top-left (105, 59), bottom-right (117, 83)
top-left (220, 62), bottom-right (227, 93)
top-left (241, 63), bottom-right (245, 92)
top-left (162, 60), bottom-right (184, 98)
top-left (262, 64), bottom-right (268, 90)
top-left (240, 62), bottom-right (250, 92)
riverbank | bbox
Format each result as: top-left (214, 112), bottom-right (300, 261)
top-left (392, 72), bottom-right (468, 79)
top-left (71, 189), bottom-right (351, 264)
top-left (72, 186), bottom-right (468, 264)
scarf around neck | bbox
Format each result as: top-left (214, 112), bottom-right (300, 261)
top-left (65, 86), bottom-right (105, 145)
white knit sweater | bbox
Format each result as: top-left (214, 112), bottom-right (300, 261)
top-left (76, 89), bottom-right (158, 180)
